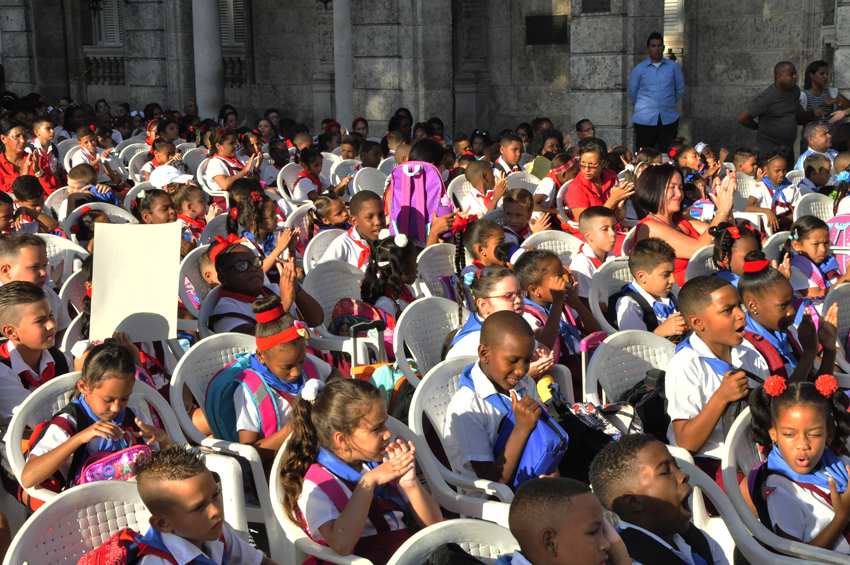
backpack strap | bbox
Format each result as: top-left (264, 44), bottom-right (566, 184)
top-left (790, 254), bottom-right (827, 289)
top-left (234, 370), bottom-right (282, 440)
top-left (47, 346), bottom-right (69, 377)
top-left (743, 331), bottom-right (789, 379)
top-left (618, 527), bottom-right (698, 565)
top-left (607, 285), bottom-right (658, 332)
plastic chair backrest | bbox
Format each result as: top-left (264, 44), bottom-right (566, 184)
top-left (128, 151), bottom-right (148, 182)
top-left (45, 187), bottom-right (71, 221)
top-left (284, 202), bottom-right (314, 249)
top-left (59, 269), bottom-right (87, 319)
top-left (414, 243), bottom-right (455, 298)
top-left (62, 145), bottom-right (81, 172)
top-left (620, 226), bottom-right (639, 255)
top-left (684, 245), bottom-right (719, 281)
top-left (113, 137), bottom-right (140, 155)
top-left (200, 214), bottom-right (228, 244)
top-left (118, 142), bottom-right (147, 167)
top-left (178, 243), bottom-right (212, 317)
top-left (505, 171), bottom-right (540, 192)
top-left (447, 176), bottom-right (473, 208)
top-left (181, 147), bottom-right (207, 174)
top-left (197, 285), bottom-right (223, 339)
top-left (785, 169), bottom-right (804, 184)
top-left (822, 282), bottom-right (850, 363)
top-left (331, 146), bottom-right (342, 157)
top-left (196, 157), bottom-right (211, 191)
top-left (584, 330), bottom-right (676, 405)
top-left (587, 257), bottom-right (631, 335)
top-left (762, 230), bottom-right (790, 262)
top-left (330, 159), bottom-right (359, 184)
top-left (482, 209), bottom-right (505, 226)
top-left (378, 157), bottom-right (398, 176)
top-left (320, 152), bottom-right (337, 179)
top-left (123, 182), bottom-right (153, 214)
top-left (794, 192), bottom-right (834, 223)
top-left (302, 229), bottom-right (344, 274)
top-left (521, 231), bottom-right (582, 265)
top-left (279, 162), bottom-right (302, 197)
top-left (734, 173), bottom-right (756, 211)
top-left (350, 168), bottom-right (388, 196)
top-left (386, 519), bottom-right (518, 565)
top-left (176, 142), bottom-right (197, 154)
top-left (301, 260), bottom-right (365, 331)
top-left (36, 234), bottom-right (89, 284)
top-left (57, 138), bottom-right (78, 161)
top-left (556, 180), bottom-right (575, 224)
top-left (62, 202), bottom-right (136, 238)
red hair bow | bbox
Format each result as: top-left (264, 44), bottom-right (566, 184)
top-left (669, 147), bottom-right (678, 158)
top-left (251, 192), bottom-right (263, 202)
top-left (89, 124), bottom-right (96, 132)
top-left (743, 259), bottom-right (770, 273)
top-left (80, 206), bottom-right (92, 214)
top-left (727, 226), bottom-right (741, 239)
top-left (229, 207), bottom-right (239, 220)
top-left (764, 375), bottom-right (787, 397)
top-left (816, 375), bottom-right (839, 397)
top-left (86, 287), bottom-right (92, 298)
top-left (209, 234), bottom-right (244, 264)
top-left (70, 224), bottom-right (79, 234)
top-left (451, 214), bottom-right (479, 235)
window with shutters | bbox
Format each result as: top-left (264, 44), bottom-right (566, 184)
top-left (91, 0), bottom-right (123, 47)
top-left (663, 0), bottom-right (684, 52)
top-left (220, 0), bottom-right (246, 47)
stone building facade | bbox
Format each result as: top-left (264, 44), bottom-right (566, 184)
top-left (0, 0), bottom-right (846, 150)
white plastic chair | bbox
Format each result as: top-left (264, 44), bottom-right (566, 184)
top-left (123, 181), bottom-right (152, 214)
top-left (283, 202), bottom-right (314, 252)
top-left (57, 138), bottom-right (78, 162)
top-left (196, 157), bottom-right (230, 204)
top-left (555, 180), bottom-right (578, 228)
top-left (586, 257), bottom-right (631, 334)
top-left (393, 297), bottom-right (469, 387)
top-left (113, 137), bottom-right (140, 155)
top-left (44, 187), bottom-right (71, 221)
top-left (62, 202), bottom-right (137, 241)
top-left (763, 230), bottom-right (790, 262)
top-left (302, 228), bottom-right (344, 274)
top-left (684, 245), bottom-right (719, 281)
top-left (350, 168), bottom-right (388, 196)
top-left (504, 171), bottom-right (540, 192)
top-left (794, 192), bottom-right (835, 223)
top-left (197, 285), bottom-right (224, 339)
top-left (277, 162), bottom-right (303, 198)
top-left (378, 157), bottom-right (398, 177)
top-left (387, 520), bottom-right (518, 565)
top-left (321, 151), bottom-right (338, 179)
top-left (821, 283), bottom-right (850, 375)
top-left (118, 142), bottom-right (147, 168)
top-left (181, 147), bottom-right (207, 174)
top-left (58, 269), bottom-right (86, 320)
top-left (838, 198), bottom-right (850, 216)
top-left (200, 214), bottom-right (228, 244)
top-left (414, 243), bottom-right (455, 298)
top-left (330, 158), bottom-right (360, 185)
top-left (62, 145), bottom-right (81, 172)
top-left (447, 176), bottom-right (473, 208)
top-left (722, 408), bottom-right (850, 565)
top-left (60, 312), bottom-right (84, 354)
top-left (482, 208), bottom-right (505, 226)
top-left (167, 332), bottom-right (291, 563)
top-left (521, 231), bottom-right (583, 265)
top-left (36, 234), bottom-right (89, 284)
top-left (621, 225), bottom-right (639, 255)
top-left (584, 330), bottom-right (675, 405)
top-left (331, 146), bottom-right (342, 157)
top-left (734, 173), bottom-right (774, 236)
top-left (177, 243), bottom-right (212, 318)
top-left (176, 142), bottom-right (196, 154)
top-left (785, 169), bottom-right (805, 185)
top-left (127, 151), bottom-right (148, 182)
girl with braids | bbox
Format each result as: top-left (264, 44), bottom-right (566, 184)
top-left (453, 217), bottom-right (505, 310)
top-left (131, 188), bottom-right (196, 259)
top-left (279, 378), bottom-right (441, 565)
top-left (709, 222), bottom-right (761, 287)
top-left (240, 130), bottom-right (264, 157)
top-left (746, 147), bottom-right (796, 231)
top-left (747, 375), bottom-right (850, 552)
top-left (227, 189), bottom-right (297, 275)
top-left (783, 216), bottom-right (850, 307)
top-left (204, 127), bottom-right (262, 192)
top-left (361, 229), bottom-right (417, 319)
top-left (738, 250), bottom-right (838, 382)
top-left (69, 207), bottom-right (111, 253)
top-left (141, 137), bottom-right (179, 181)
top-left (305, 192), bottom-right (350, 241)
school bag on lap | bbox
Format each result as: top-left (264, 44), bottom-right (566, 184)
top-left (75, 527), bottom-right (227, 565)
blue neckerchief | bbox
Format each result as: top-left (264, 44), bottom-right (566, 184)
top-left (249, 353), bottom-right (304, 395)
top-left (767, 445), bottom-right (849, 493)
top-left (681, 195), bottom-right (695, 208)
top-left (762, 177), bottom-right (792, 207)
top-left (72, 396), bottom-right (129, 453)
top-left (240, 231), bottom-right (276, 256)
top-left (316, 447), bottom-right (407, 526)
top-left (136, 528), bottom-right (225, 565)
top-left (715, 269), bottom-right (740, 287)
top-left (524, 297), bottom-right (580, 354)
top-left (675, 335), bottom-right (736, 377)
top-left (820, 255), bottom-right (842, 280)
top-left (319, 222), bottom-right (350, 232)
top-left (457, 363), bottom-right (512, 413)
top-left (744, 314), bottom-right (796, 370)
top-left (627, 282), bottom-right (677, 319)
top-left (451, 312), bottom-right (484, 347)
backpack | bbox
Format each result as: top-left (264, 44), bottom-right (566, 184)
top-left (828, 215), bottom-right (850, 275)
top-left (618, 369), bottom-right (671, 444)
top-left (328, 298), bottom-right (396, 361)
top-left (75, 527), bottom-right (228, 565)
top-left (367, 359), bottom-right (419, 425)
top-left (606, 284), bottom-right (687, 342)
top-left (742, 331), bottom-right (798, 380)
top-left (459, 364), bottom-right (567, 490)
top-left (204, 352), bottom-right (319, 442)
top-left (619, 524), bottom-right (714, 565)
top-left (387, 161), bottom-right (450, 246)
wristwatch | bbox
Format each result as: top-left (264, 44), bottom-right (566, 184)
top-left (34, 169), bottom-right (45, 178)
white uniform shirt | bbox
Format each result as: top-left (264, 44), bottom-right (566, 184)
top-left (749, 180), bottom-right (811, 216)
top-left (25, 139), bottom-right (60, 173)
top-left (204, 154), bottom-right (248, 190)
top-left (0, 340), bottom-right (60, 418)
top-left (665, 334), bottom-right (768, 459)
top-left (569, 242), bottom-right (615, 299)
top-left (70, 147), bottom-right (110, 183)
top-left (373, 286), bottom-right (415, 320)
top-left (615, 282), bottom-right (677, 332)
top-left (292, 175), bottom-right (330, 201)
top-left (261, 163), bottom-right (282, 187)
top-left (534, 176), bottom-right (559, 209)
top-left (137, 523), bottom-right (263, 565)
top-left (795, 148), bottom-right (838, 171)
top-left (445, 330), bottom-right (481, 360)
top-left (618, 521), bottom-right (730, 565)
top-left (321, 228), bottom-right (371, 272)
top-left (211, 283), bottom-right (283, 334)
top-left (461, 189), bottom-right (496, 218)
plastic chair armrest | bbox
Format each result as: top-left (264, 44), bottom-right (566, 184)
top-left (293, 539), bottom-right (373, 565)
top-left (580, 332), bottom-right (607, 353)
top-left (438, 468), bottom-right (514, 502)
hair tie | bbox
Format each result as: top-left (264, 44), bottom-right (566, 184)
top-left (451, 214), bottom-right (478, 235)
top-left (209, 234), bottom-right (245, 263)
top-left (727, 226), bottom-right (741, 239)
top-left (378, 228), bottom-right (392, 240)
top-left (836, 171), bottom-right (850, 183)
top-left (352, 117), bottom-right (367, 128)
top-left (301, 379), bottom-right (325, 403)
top-left (230, 207), bottom-right (239, 220)
top-left (86, 287), bottom-right (92, 298)
top-left (669, 147), bottom-right (678, 158)
top-left (476, 267), bottom-right (491, 279)
top-left (764, 375), bottom-right (787, 397)
top-left (256, 320), bottom-right (309, 351)
top-left (394, 234), bottom-right (408, 247)
top-left (743, 259), bottom-right (770, 273)
top-left (79, 206), bottom-right (92, 214)
top-left (89, 124), bottom-right (96, 132)
top-left (324, 121), bottom-right (341, 133)
top-left (70, 224), bottom-right (79, 234)
top-left (251, 192), bottom-right (263, 202)
top-left (788, 232), bottom-right (799, 241)
top-left (377, 260), bottom-right (390, 267)
top-left (256, 305), bottom-right (287, 324)
top-left (815, 374), bottom-right (839, 397)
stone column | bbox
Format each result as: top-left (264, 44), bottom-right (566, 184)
top-left (192, 0), bottom-right (224, 120)
top-left (333, 0), bottom-right (354, 130)
top-left (835, 0), bottom-right (850, 96)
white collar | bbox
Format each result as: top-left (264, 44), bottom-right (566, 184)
top-left (469, 361), bottom-right (529, 401)
top-left (687, 333), bottom-right (747, 369)
top-left (32, 139), bottom-right (52, 153)
top-left (346, 226), bottom-right (366, 243)
top-left (497, 157), bottom-right (517, 172)
top-left (798, 177), bottom-right (817, 191)
top-left (154, 529), bottom-right (226, 565)
top-left (630, 280), bottom-right (671, 307)
top-left (617, 521), bottom-right (697, 565)
top-left (579, 242), bottom-right (613, 263)
top-left (4, 340), bottom-right (53, 382)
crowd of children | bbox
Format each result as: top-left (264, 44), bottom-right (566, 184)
top-left (0, 90), bottom-right (850, 565)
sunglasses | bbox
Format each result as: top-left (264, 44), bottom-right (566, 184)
top-left (485, 290), bottom-right (528, 301)
top-left (224, 256), bottom-right (262, 273)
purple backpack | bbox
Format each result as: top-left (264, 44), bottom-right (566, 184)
top-left (388, 161), bottom-right (451, 245)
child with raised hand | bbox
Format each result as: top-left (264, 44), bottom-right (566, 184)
top-left (171, 182), bottom-right (221, 242)
top-left (322, 191), bottom-right (387, 272)
top-left (21, 339), bottom-right (170, 492)
top-left (204, 128), bottom-right (261, 192)
top-left (570, 206), bottom-right (617, 309)
top-left (745, 148), bottom-right (796, 231)
top-left (292, 147), bottom-right (352, 201)
top-left (463, 161), bottom-right (507, 216)
top-left (362, 229), bottom-right (417, 319)
top-left (141, 137), bottom-right (179, 181)
top-left (69, 126), bottom-right (117, 185)
top-left (306, 193), bottom-right (350, 241)
top-left (503, 188), bottom-right (549, 245)
top-left (748, 376), bottom-right (850, 552)
top-left (279, 378), bottom-right (442, 565)
top-left (24, 116), bottom-right (62, 195)
top-left (709, 222), bottom-right (762, 287)
top-left (784, 216), bottom-right (850, 305)
top-left (589, 434), bottom-right (729, 565)
top-left (131, 188), bottom-right (196, 259)
top-left (739, 250), bottom-right (838, 382)
top-left (227, 189), bottom-right (297, 274)
top-left (497, 477), bottom-right (631, 565)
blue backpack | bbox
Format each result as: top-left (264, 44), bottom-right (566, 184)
top-left (458, 363), bottom-right (568, 490)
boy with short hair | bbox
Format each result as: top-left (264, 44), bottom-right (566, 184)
top-left (496, 476), bottom-right (631, 565)
top-left (135, 444), bottom-right (279, 564)
top-left (493, 133), bottom-right (524, 176)
top-left (386, 131), bottom-right (406, 158)
top-left (0, 281), bottom-right (68, 418)
top-left (359, 140), bottom-right (382, 169)
top-left (339, 134), bottom-right (362, 161)
top-left (320, 191), bottom-right (386, 271)
top-left (453, 132), bottom-right (471, 158)
top-left (261, 138), bottom-right (290, 187)
top-left (800, 152), bottom-right (831, 192)
top-left (69, 126), bottom-right (117, 184)
top-left (731, 148), bottom-right (757, 178)
top-left (589, 434), bottom-right (729, 565)
top-left (533, 153), bottom-right (572, 219)
top-left (9, 176), bottom-right (61, 234)
top-left (66, 163), bottom-right (122, 207)
top-left (463, 161), bottom-right (507, 216)
top-left (394, 144), bottom-right (411, 166)
top-left (503, 188), bottom-right (548, 245)
top-left (611, 237), bottom-right (686, 338)
top-left (199, 248), bottom-right (219, 288)
top-left (25, 116), bottom-right (62, 195)
top-left (570, 206), bottom-right (617, 308)
top-left (292, 132), bottom-right (313, 162)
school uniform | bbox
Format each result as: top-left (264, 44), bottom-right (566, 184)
top-left (178, 214), bottom-right (206, 242)
top-left (70, 147), bottom-right (111, 184)
top-left (797, 177), bottom-right (819, 194)
top-left (522, 301), bottom-right (581, 357)
top-left (26, 139), bottom-right (60, 174)
top-left (373, 285), bottom-right (416, 320)
top-left (321, 227), bottom-right (372, 272)
top-left (136, 523), bottom-right (263, 565)
top-left (461, 189), bottom-right (498, 218)
top-left (502, 225), bottom-right (530, 246)
top-left (443, 361), bottom-right (538, 496)
top-left (618, 521), bottom-right (729, 565)
top-left (140, 158), bottom-right (169, 177)
top-left (533, 176), bottom-right (559, 210)
top-left (211, 283), bottom-right (292, 334)
top-left (494, 550), bottom-right (537, 565)
top-left (749, 178), bottom-right (807, 217)
top-left (0, 339), bottom-right (65, 418)
top-left (665, 334), bottom-right (767, 459)
top-left (789, 254), bottom-right (839, 315)
top-left (203, 154), bottom-right (248, 191)
top-left (492, 157), bottom-right (520, 177)
top-left (795, 148), bottom-right (838, 171)
top-left (569, 242), bottom-right (615, 299)
top-left (261, 162), bottom-right (282, 187)
top-left (615, 282), bottom-right (678, 332)
top-left (292, 172), bottom-right (331, 201)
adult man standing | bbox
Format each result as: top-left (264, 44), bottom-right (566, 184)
top-left (738, 62), bottom-right (808, 164)
top-left (628, 32), bottom-right (684, 152)
top-left (794, 123), bottom-right (837, 170)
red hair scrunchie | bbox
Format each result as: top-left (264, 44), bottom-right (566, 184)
top-left (79, 206), bottom-right (92, 214)
top-left (230, 207), bottom-right (239, 220)
top-left (256, 305), bottom-right (286, 324)
top-left (727, 226), bottom-right (741, 239)
top-left (70, 224), bottom-right (79, 234)
top-left (250, 192), bottom-right (263, 202)
top-left (816, 374), bottom-right (839, 398)
top-left (86, 287), bottom-right (92, 298)
top-left (743, 259), bottom-right (770, 273)
top-left (451, 214), bottom-right (479, 235)
top-left (669, 147), bottom-right (678, 158)
top-left (764, 375), bottom-right (787, 397)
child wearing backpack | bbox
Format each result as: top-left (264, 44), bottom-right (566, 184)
top-left (279, 378), bottom-right (442, 565)
top-left (454, 218), bottom-right (505, 309)
top-left (22, 339), bottom-right (169, 496)
top-left (784, 216), bottom-right (850, 309)
top-left (361, 229), bottom-right (417, 319)
top-left (747, 376), bottom-right (850, 553)
top-left (444, 311), bottom-right (567, 493)
top-left (463, 161), bottom-right (507, 216)
top-left (306, 192), bottom-right (350, 242)
top-left (322, 191), bottom-right (387, 271)
top-left (609, 238), bottom-right (688, 339)
top-left (709, 222), bottom-right (761, 287)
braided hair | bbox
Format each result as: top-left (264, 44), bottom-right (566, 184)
top-left (227, 189), bottom-right (272, 242)
top-left (454, 219), bottom-right (502, 320)
top-left (708, 221), bottom-right (760, 269)
top-left (361, 232), bottom-right (416, 317)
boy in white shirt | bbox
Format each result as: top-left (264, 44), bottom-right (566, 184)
top-left (69, 126), bottom-right (117, 185)
top-left (743, 148), bottom-right (795, 232)
top-left (492, 134), bottom-right (524, 176)
top-left (321, 191), bottom-right (386, 271)
top-left (462, 161), bottom-right (507, 217)
top-left (25, 117), bottom-right (61, 176)
top-left (261, 138), bottom-right (290, 188)
top-left (798, 152), bottom-right (832, 193)
top-left (569, 206), bottom-right (617, 310)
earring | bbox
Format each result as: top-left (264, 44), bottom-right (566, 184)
top-left (752, 309), bottom-right (758, 314)
top-left (482, 252), bottom-right (487, 257)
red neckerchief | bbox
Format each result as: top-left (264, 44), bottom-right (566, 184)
top-left (150, 157), bottom-right (167, 169)
top-left (546, 171), bottom-right (563, 189)
top-left (81, 148), bottom-right (101, 173)
top-left (178, 214), bottom-right (206, 231)
top-left (472, 260), bottom-right (485, 269)
top-left (463, 150), bottom-right (476, 156)
top-left (33, 140), bottom-right (53, 160)
top-left (517, 225), bottom-right (530, 239)
top-left (0, 341), bottom-right (54, 388)
top-left (387, 285), bottom-right (417, 304)
top-left (219, 287), bottom-right (272, 304)
top-left (297, 170), bottom-right (322, 191)
top-left (215, 154), bottom-right (244, 176)
top-left (347, 227), bottom-right (370, 269)
top-left (474, 190), bottom-right (494, 209)
top-left (580, 244), bottom-right (603, 268)
top-left (135, 344), bottom-right (164, 377)
top-left (284, 139), bottom-right (294, 149)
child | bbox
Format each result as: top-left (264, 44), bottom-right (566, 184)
top-left (0, 281), bottom-right (67, 418)
top-left (229, 296), bottom-right (339, 461)
top-left (360, 140), bottom-right (382, 169)
top-left (149, 162), bottom-right (195, 191)
top-left (71, 207), bottom-right (111, 252)
top-left (361, 229), bottom-right (417, 319)
top-left (24, 116), bottom-right (62, 195)
top-left (292, 132), bottom-right (313, 160)
top-left (732, 148), bottom-right (758, 180)
top-left (739, 250), bottom-right (838, 382)
top-left (279, 378), bottom-right (442, 565)
top-left (204, 128), bottom-right (260, 192)
top-left (262, 138), bottom-right (291, 188)
top-left (305, 193), bottom-right (350, 241)
top-left (665, 276), bottom-right (767, 480)
top-left (799, 153), bottom-right (832, 193)
top-left (69, 126), bottom-right (117, 185)
top-left (135, 445), bottom-right (280, 565)
top-left (747, 377), bottom-right (850, 553)
top-left (9, 176), bottom-right (61, 234)
top-left (709, 222), bottom-right (760, 287)
top-left (570, 206), bottom-right (617, 308)
top-left (131, 189), bottom-right (196, 259)
top-left (141, 137), bottom-right (178, 181)
top-left (589, 434), bottom-right (729, 565)
top-left (228, 190), bottom-right (297, 275)
top-left (503, 188), bottom-right (549, 245)
top-left (454, 218), bottom-right (505, 308)
top-left (66, 164), bottom-right (121, 207)
top-left (783, 216), bottom-right (850, 305)
top-left (443, 311), bottom-right (566, 491)
top-left (385, 130), bottom-right (406, 158)
top-left (21, 339), bottom-right (169, 492)
top-left (745, 148), bottom-right (796, 231)
top-left (292, 148), bottom-right (350, 201)
top-left (172, 183), bottom-right (219, 242)
top-left (463, 161), bottom-right (507, 216)
top-left (0, 194), bottom-right (14, 235)
top-left (533, 153), bottom-right (576, 220)
top-left (493, 133), bottom-right (524, 176)
top-left (322, 191), bottom-right (386, 271)
top-left (340, 135), bottom-right (362, 160)
top-left (610, 238), bottom-right (687, 339)
top-left (496, 477), bottom-right (631, 565)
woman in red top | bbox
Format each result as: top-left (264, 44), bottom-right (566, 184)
top-left (0, 118), bottom-right (45, 194)
top-left (565, 138), bottom-right (634, 224)
top-left (635, 163), bottom-right (736, 287)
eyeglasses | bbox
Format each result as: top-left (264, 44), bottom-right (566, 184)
top-left (485, 290), bottom-right (528, 301)
top-left (223, 256), bottom-right (262, 273)
top-left (579, 162), bottom-right (600, 170)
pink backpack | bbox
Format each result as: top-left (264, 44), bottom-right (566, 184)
top-left (388, 161), bottom-right (451, 245)
top-left (77, 440), bottom-right (151, 485)
top-left (828, 214), bottom-right (850, 274)
top-left (328, 298), bottom-right (396, 360)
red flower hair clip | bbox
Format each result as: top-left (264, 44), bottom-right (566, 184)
top-left (764, 375), bottom-right (787, 397)
top-left (89, 124), bottom-right (96, 132)
top-left (79, 206), bottom-right (92, 214)
top-left (250, 192), bottom-right (263, 202)
top-left (230, 207), bottom-right (239, 220)
top-left (816, 374), bottom-right (839, 397)
top-left (727, 226), bottom-right (741, 239)
top-left (668, 147), bottom-right (678, 158)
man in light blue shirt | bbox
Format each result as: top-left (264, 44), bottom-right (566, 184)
top-left (794, 123), bottom-right (837, 170)
top-left (628, 32), bottom-right (685, 153)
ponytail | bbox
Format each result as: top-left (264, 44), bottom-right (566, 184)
top-left (781, 216), bottom-right (829, 263)
top-left (738, 250), bottom-right (787, 300)
top-left (280, 396), bottom-right (320, 525)
top-left (305, 193), bottom-right (342, 242)
top-left (362, 231), bottom-right (415, 315)
top-left (227, 190), bottom-right (270, 240)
